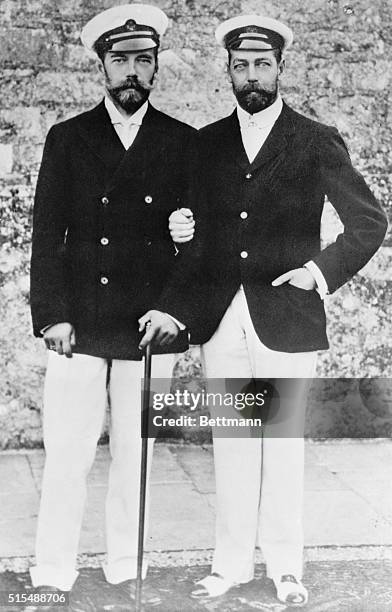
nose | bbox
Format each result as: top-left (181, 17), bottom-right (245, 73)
top-left (125, 56), bottom-right (136, 76)
top-left (247, 63), bottom-right (257, 82)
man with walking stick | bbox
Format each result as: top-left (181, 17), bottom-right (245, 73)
top-left (29, 4), bottom-right (200, 606)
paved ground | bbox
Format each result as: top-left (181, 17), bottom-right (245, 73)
top-left (1, 440), bottom-right (392, 610)
top-left (1, 561), bottom-right (392, 611)
top-left (1, 440), bottom-right (392, 559)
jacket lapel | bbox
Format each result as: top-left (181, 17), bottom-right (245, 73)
top-left (76, 100), bottom-right (125, 174)
top-left (226, 111), bottom-right (249, 170)
top-left (75, 101), bottom-right (169, 193)
top-left (249, 102), bottom-right (296, 174)
top-left (220, 103), bottom-right (297, 175)
top-left (105, 103), bottom-right (167, 193)
top-left (215, 111), bottom-right (248, 171)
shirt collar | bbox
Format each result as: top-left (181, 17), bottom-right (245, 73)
top-left (237, 94), bottom-right (283, 130)
top-left (104, 95), bottom-right (149, 127)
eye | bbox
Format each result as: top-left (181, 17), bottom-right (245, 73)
top-left (233, 63), bottom-right (246, 71)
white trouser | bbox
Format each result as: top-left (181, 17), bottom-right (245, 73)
top-left (30, 351), bottom-right (174, 591)
top-left (202, 286), bottom-right (317, 584)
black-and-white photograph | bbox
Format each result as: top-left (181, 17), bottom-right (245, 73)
top-left (0, 0), bottom-right (391, 610)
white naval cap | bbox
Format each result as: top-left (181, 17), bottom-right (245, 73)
top-left (81, 3), bottom-right (169, 59)
top-left (215, 14), bottom-right (293, 53)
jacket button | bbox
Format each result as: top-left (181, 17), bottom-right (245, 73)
top-left (100, 237), bottom-right (109, 245)
top-left (245, 173), bottom-right (252, 179)
top-left (101, 196), bottom-right (109, 205)
top-left (240, 251), bottom-right (248, 259)
top-left (100, 276), bottom-right (109, 285)
top-left (147, 240), bottom-right (152, 246)
top-left (145, 195), bottom-right (153, 204)
top-left (240, 211), bottom-right (248, 219)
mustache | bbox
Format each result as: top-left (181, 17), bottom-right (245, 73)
top-left (114, 76), bottom-right (154, 93)
top-left (237, 82), bottom-right (265, 95)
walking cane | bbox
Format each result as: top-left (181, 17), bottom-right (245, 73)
top-left (135, 337), bottom-right (152, 612)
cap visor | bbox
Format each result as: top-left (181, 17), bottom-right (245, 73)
top-left (110, 38), bottom-right (157, 52)
top-left (234, 40), bottom-right (276, 51)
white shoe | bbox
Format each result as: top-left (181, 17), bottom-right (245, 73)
top-left (273, 574), bottom-right (308, 607)
top-left (190, 573), bottom-right (237, 598)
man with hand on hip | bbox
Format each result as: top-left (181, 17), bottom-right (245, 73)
top-left (30, 3), bottom-right (200, 601)
top-left (169, 13), bottom-right (387, 606)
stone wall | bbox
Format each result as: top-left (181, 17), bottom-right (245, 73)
top-left (0, 0), bottom-right (391, 447)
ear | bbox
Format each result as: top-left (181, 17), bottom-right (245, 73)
top-left (225, 61), bottom-right (232, 84)
top-left (278, 57), bottom-right (286, 76)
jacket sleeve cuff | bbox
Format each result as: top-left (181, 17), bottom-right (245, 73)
top-left (304, 261), bottom-right (329, 300)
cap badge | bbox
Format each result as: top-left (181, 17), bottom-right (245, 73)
top-left (126, 19), bottom-right (136, 30)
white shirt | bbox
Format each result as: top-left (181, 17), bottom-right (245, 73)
top-left (237, 95), bottom-right (329, 299)
top-left (104, 96), bottom-right (148, 149)
top-left (237, 94), bottom-right (283, 163)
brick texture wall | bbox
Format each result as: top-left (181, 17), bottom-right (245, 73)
top-left (0, 0), bottom-right (391, 447)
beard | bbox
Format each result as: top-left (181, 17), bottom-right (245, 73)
top-left (233, 80), bottom-right (278, 114)
top-left (106, 74), bottom-right (154, 114)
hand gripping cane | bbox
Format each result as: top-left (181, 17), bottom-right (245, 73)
top-left (135, 337), bottom-right (152, 611)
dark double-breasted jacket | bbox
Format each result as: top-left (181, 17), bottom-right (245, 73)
top-left (30, 101), bottom-right (200, 360)
top-left (193, 102), bottom-right (388, 352)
